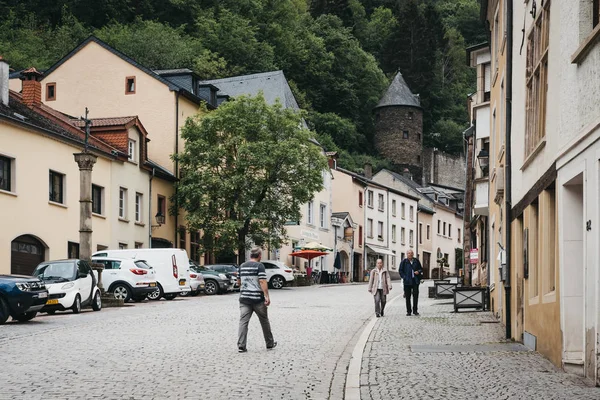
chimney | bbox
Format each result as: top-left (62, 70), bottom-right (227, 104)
top-left (20, 67), bottom-right (43, 107)
top-left (0, 56), bottom-right (8, 107)
top-left (364, 163), bottom-right (373, 179)
top-left (326, 151), bottom-right (338, 169)
top-left (402, 168), bottom-right (412, 181)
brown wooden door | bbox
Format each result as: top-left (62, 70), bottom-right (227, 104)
top-left (422, 252), bottom-right (431, 279)
top-left (11, 235), bottom-right (45, 276)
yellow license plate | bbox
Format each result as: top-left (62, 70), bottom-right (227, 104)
top-left (179, 280), bottom-right (186, 286)
top-left (149, 283), bottom-right (156, 287)
top-left (46, 299), bottom-right (59, 305)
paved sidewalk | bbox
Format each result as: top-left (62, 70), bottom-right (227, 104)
top-left (361, 281), bottom-right (600, 399)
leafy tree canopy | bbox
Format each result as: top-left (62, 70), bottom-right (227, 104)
top-left (173, 94), bottom-right (327, 262)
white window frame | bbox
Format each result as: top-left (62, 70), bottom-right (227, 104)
top-left (92, 184), bottom-right (104, 215)
top-left (119, 187), bottom-right (128, 220)
top-left (377, 221), bottom-right (384, 240)
top-left (392, 224), bottom-right (397, 242)
top-left (319, 203), bottom-right (327, 229)
top-left (135, 192), bottom-right (143, 223)
top-left (307, 201), bottom-right (314, 225)
top-left (392, 199), bottom-right (397, 216)
top-left (427, 224), bottom-right (431, 240)
top-left (401, 227), bottom-right (406, 244)
top-left (0, 154), bottom-right (15, 194)
top-left (128, 139), bottom-right (136, 162)
top-left (401, 202), bottom-right (406, 219)
top-left (409, 230), bottom-right (414, 246)
top-left (378, 193), bottom-right (384, 211)
top-left (367, 190), bottom-right (374, 208)
top-left (367, 218), bottom-right (373, 238)
top-left (409, 205), bottom-right (414, 221)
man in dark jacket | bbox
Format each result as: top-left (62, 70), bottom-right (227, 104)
top-left (399, 250), bottom-right (423, 316)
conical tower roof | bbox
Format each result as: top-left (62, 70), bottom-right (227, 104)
top-left (375, 71), bottom-right (421, 109)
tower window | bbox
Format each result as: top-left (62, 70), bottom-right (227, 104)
top-left (403, 130), bottom-right (409, 139)
top-left (375, 112), bottom-right (381, 123)
top-left (408, 111), bottom-right (414, 120)
top-left (417, 155), bottom-right (421, 163)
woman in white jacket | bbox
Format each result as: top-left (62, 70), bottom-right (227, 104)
top-left (367, 258), bottom-right (392, 317)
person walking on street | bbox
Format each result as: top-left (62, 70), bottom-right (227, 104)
top-left (400, 250), bottom-right (423, 316)
top-left (367, 259), bottom-right (392, 317)
top-left (237, 247), bottom-right (276, 353)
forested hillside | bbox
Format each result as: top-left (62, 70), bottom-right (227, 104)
top-left (0, 0), bottom-right (485, 172)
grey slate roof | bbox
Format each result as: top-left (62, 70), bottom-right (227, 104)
top-left (200, 71), bottom-right (301, 110)
top-left (375, 72), bottom-right (421, 109)
top-left (331, 212), bottom-right (350, 219)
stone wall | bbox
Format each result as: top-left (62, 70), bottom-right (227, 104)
top-left (374, 106), bottom-right (423, 182)
top-left (422, 148), bottom-right (466, 188)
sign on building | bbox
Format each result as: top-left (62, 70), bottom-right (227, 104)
top-left (469, 248), bottom-right (479, 264)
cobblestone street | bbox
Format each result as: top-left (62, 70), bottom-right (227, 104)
top-left (361, 281), bottom-right (600, 400)
top-left (1, 282), bottom-right (599, 399)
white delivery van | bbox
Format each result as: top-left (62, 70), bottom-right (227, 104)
top-left (92, 248), bottom-right (191, 300)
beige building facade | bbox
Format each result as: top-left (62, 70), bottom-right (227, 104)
top-left (0, 62), bottom-right (174, 275)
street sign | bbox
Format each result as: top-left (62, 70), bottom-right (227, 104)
top-left (469, 248), bottom-right (479, 264)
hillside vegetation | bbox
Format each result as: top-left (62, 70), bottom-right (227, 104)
top-left (0, 0), bottom-right (485, 172)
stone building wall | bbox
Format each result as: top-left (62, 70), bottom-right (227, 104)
top-left (374, 106), bottom-right (423, 182)
top-left (422, 148), bottom-right (466, 188)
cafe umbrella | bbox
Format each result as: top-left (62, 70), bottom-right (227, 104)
top-left (289, 249), bottom-right (329, 278)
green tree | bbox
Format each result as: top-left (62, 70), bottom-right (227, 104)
top-left (174, 94), bottom-right (327, 263)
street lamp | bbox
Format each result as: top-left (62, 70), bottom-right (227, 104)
top-left (476, 149), bottom-right (489, 175)
top-left (152, 212), bottom-right (165, 230)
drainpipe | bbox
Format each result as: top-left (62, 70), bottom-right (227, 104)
top-left (174, 91), bottom-right (180, 248)
top-left (504, 0), bottom-right (513, 340)
top-left (362, 185), bottom-right (368, 282)
top-left (149, 167), bottom-right (155, 247)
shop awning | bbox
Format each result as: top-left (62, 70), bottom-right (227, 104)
top-left (365, 245), bottom-right (396, 256)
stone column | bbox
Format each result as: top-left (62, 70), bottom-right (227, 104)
top-left (74, 152), bottom-right (97, 261)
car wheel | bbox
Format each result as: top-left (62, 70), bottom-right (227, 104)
top-left (46, 310), bottom-right (56, 315)
top-left (72, 294), bottom-right (82, 314)
top-left (0, 297), bottom-right (10, 325)
top-left (179, 290), bottom-right (190, 297)
top-left (204, 280), bottom-right (219, 295)
top-left (147, 284), bottom-right (163, 301)
top-left (164, 293), bottom-right (177, 300)
top-left (14, 311), bottom-right (37, 322)
top-left (132, 295), bottom-right (147, 302)
top-left (112, 284), bottom-right (131, 302)
top-left (92, 291), bottom-right (102, 311)
top-left (270, 276), bottom-right (285, 289)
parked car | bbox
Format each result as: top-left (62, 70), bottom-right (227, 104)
top-left (92, 249), bottom-right (191, 300)
top-left (180, 267), bottom-right (205, 297)
top-left (0, 275), bottom-right (48, 324)
top-left (207, 264), bottom-right (239, 290)
top-left (190, 262), bottom-right (231, 295)
top-left (32, 260), bottom-right (102, 314)
top-left (260, 260), bottom-right (295, 289)
top-left (91, 257), bottom-right (158, 302)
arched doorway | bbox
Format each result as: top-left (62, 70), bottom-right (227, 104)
top-left (339, 251), bottom-right (350, 273)
top-left (11, 235), bottom-right (46, 275)
top-left (151, 238), bottom-right (173, 248)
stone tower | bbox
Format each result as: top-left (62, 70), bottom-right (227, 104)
top-left (374, 71), bottom-right (424, 183)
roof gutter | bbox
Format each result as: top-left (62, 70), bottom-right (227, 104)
top-left (504, 0), bottom-right (513, 340)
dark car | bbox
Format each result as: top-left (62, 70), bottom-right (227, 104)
top-left (0, 275), bottom-right (49, 324)
top-left (189, 262), bottom-right (231, 295)
top-left (206, 264), bottom-right (240, 291)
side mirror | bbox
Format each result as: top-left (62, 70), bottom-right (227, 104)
top-left (78, 272), bottom-right (88, 279)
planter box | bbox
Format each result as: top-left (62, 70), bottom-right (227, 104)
top-left (453, 287), bottom-right (486, 312)
top-left (434, 282), bottom-right (457, 298)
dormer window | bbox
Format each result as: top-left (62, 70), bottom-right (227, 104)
top-left (46, 83), bottom-right (56, 101)
top-left (128, 139), bottom-right (136, 162)
top-left (125, 76), bottom-right (136, 94)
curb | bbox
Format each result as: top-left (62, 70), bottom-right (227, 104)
top-left (344, 294), bottom-right (402, 400)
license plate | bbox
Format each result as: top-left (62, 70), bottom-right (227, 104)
top-left (46, 299), bottom-right (59, 305)
top-left (149, 283), bottom-right (156, 287)
top-left (179, 279), bottom-right (186, 286)
top-left (38, 292), bottom-right (48, 299)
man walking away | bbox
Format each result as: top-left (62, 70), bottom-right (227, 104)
top-left (237, 247), bottom-right (276, 352)
top-left (399, 250), bottom-right (423, 316)
top-left (367, 258), bottom-right (392, 317)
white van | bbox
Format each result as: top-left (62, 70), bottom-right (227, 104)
top-left (92, 248), bottom-right (191, 300)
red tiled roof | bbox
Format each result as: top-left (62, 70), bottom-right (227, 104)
top-left (8, 90), bottom-right (118, 155)
top-left (71, 116), bottom-right (137, 128)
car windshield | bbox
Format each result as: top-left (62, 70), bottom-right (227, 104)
top-left (33, 262), bottom-right (76, 281)
top-left (191, 265), bottom-right (208, 273)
